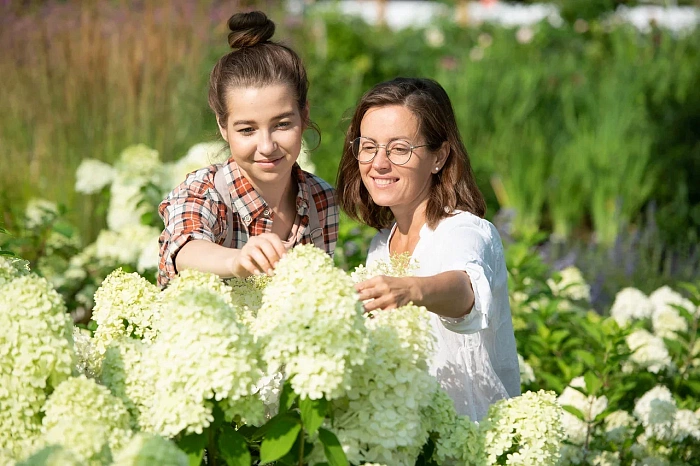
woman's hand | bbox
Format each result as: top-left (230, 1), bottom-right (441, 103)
top-left (229, 233), bottom-right (288, 278)
top-left (355, 275), bottom-right (420, 313)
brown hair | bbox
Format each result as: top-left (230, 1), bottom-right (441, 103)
top-left (336, 77), bottom-right (486, 230)
top-left (208, 11), bottom-right (317, 136)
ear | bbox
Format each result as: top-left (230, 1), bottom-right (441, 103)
top-left (217, 117), bottom-right (229, 143)
top-left (435, 141), bottom-right (450, 169)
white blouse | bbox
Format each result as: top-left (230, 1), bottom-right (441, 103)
top-left (366, 211), bottom-right (520, 421)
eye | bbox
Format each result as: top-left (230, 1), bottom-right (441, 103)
top-left (276, 121), bottom-right (292, 129)
top-left (389, 143), bottom-right (410, 155)
top-left (238, 127), bottom-right (255, 135)
top-left (361, 144), bottom-right (377, 152)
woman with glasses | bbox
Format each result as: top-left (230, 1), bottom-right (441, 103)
top-left (336, 77), bottom-right (519, 421)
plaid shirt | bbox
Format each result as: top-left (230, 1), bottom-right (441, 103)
top-left (158, 160), bottom-right (338, 287)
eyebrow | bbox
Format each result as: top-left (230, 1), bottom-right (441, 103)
top-left (360, 136), bottom-right (414, 142)
top-left (232, 111), bottom-right (296, 126)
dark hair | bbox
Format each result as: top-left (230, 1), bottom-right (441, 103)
top-left (208, 11), bottom-right (318, 137)
top-left (336, 77), bottom-right (486, 230)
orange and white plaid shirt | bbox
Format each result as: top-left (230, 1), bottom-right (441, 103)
top-left (157, 160), bottom-right (338, 288)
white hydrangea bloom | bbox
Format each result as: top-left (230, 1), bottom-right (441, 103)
top-left (94, 224), bottom-right (161, 267)
top-left (162, 269), bottom-right (234, 307)
top-left (106, 182), bottom-right (146, 232)
top-left (430, 388), bottom-right (485, 466)
top-left (73, 327), bottom-right (101, 379)
top-left (111, 432), bottom-right (187, 466)
top-left (114, 144), bottom-right (162, 182)
top-left (161, 141), bottom-right (226, 192)
top-left (0, 274), bottom-right (74, 460)
top-left (481, 390), bottom-right (565, 465)
top-left (604, 410), bottom-right (637, 443)
top-left (0, 255), bottom-right (30, 285)
top-left (253, 371), bottom-right (285, 419)
top-left (23, 198), bottom-right (58, 230)
top-left (610, 287), bottom-right (654, 327)
top-left (557, 444), bottom-right (585, 465)
top-left (547, 266), bottom-right (590, 302)
top-left (649, 285), bottom-right (695, 318)
top-left (634, 385), bottom-right (677, 441)
top-left (144, 289), bottom-right (263, 437)
top-left (40, 375), bottom-right (133, 465)
top-left (625, 329), bottom-right (673, 374)
top-left (74, 158), bottom-right (116, 194)
top-left (557, 377), bottom-right (607, 445)
top-left (350, 252), bottom-right (416, 283)
top-left (254, 245), bottom-right (368, 401)
top-left (92, 269), bottom-right (160, 356)
top-left (330, 304), bottom-right (437, 465)
top-left (652, 305), bottom-right (688, 339)
top-left (672, 409), bottom-right (700, 442)
top-left (226, 275), bottom-right (269, 326)
top-left (518, 354), bottom-right (535, 385)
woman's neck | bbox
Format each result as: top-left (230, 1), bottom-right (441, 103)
top-left (251, 173), bottom-right (297, 213)
top-left (390, 200), bottom-right (428, 255)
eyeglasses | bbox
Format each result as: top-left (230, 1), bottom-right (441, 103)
top-left (351, 137), bottom-right (429, 166)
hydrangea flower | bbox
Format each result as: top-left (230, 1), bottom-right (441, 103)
top-left (144, 289), bottom-right (263, 437)
top-left (0, 274), bottom-right (74, 460)
top-left (634, 385), bottom-right (677, 441)
top-left (92, 269), bottom-right (160, 356)
top-left (481, 390), bottom-right (565, 465)
top-left (254, 244), bottom-right (368, 401)
top-left (23, 198), bottom-right (58, 230)
top-left (649, 286), bottom-right (696, 319)
top-left (16, 445), bottom-right (84, 466)
top-left (226, 275), bottom-right (269, 326)
top-left (161, 141), bottom-right (227, 192)
top-left (588, 450), bottom-right (621, 466)
top-left (73, 327), bottom-right (101, 379)
top-left (547, 266), bottom-right (590, 303)
top-left (518, 353), bottom-right (536, 385)
top-left (40, 375), bottom-right (133, 465)
top-left (557, 377), bottom-right (606, 445)
top-left (94, 225), bottom-right (161, 267)
top-left (74, 158), bottom-right (116, 194)
top-left (162, 269), bottom-right (234, 307)
top-left (604, 410), bottom-right (637, 443)
top-left (672, 409), bottom-right (700, 443)
top-left (330, 304), bottom-right (437, 465)
top-left (111, 433), bottom-right (187, 466)
top-left (625, 329), bottom-right (672, 374)
top-left (0, 255), bottom-right (30, 285)
top-left (350, 252), bottom-right (416, 283)
top-left (609, 287), bottom-right (654, 327)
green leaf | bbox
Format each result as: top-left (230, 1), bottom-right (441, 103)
top-left (318, 428), bottom-right (348, 466)
top-left (562, 405), bottom-right (585, 420)
top-left (278, 381), bottom-right (298, 413)
top-left (176, 432), bottom-right (207, 466)
top-left (572, 349), bottom-right (596, 368)
top-left (300, 397), bottom-right (328, 435)
top-left (0, 250), bottom-right (14, 256)
top-left (584, 372), bottom-right (603, 396)
top-left (218, 425), bottom-right (251, 466)
top-left (259, 416), bottom-right (302, 464)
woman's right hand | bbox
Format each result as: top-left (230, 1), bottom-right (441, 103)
top-left (229, 233), bottom-right (289, 278)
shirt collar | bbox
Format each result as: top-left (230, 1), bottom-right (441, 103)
top-left (223, 160), bottom-right (312, 220)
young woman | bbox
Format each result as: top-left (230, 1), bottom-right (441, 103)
top-left (336, 77), bottom-right (520, 421)
top-left (158, 11), bottom-right (338, 288)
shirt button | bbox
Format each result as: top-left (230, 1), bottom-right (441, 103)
top-left (263, 208), bottom-right (271, 217)
top-left (243, 215), bottom-right (252, 224)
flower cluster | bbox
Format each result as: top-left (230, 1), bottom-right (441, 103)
top-left (91, 269), bottom-right (161, 356)
top-left (0, 272), bottom-right (74, 460)
top-left (330, 304), bottom-right (438, 465)
top-left (254, 244), bottom-right (368, 401)
top-left (350, 251), bottom-right (416, 283)
top-left (39, 375), bottom-right (133, 465)
top-left (547, 266), bottom-right (591, 303)
top-left (557, 377), bottom-right (608, 445)
top-left (75, 158), bottom-right (116, 195)
top-left (111, 433), bottom-right (188, 466)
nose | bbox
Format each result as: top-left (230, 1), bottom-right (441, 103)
top-left (371, 147), bottom-right (391, 171)
top-left (257, 131), bottom-right (277, 156)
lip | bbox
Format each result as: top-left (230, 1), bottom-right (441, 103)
top-left (255, 157), bottom-right (284, 168)
top-left (370, 176), bottom-right (399, 188)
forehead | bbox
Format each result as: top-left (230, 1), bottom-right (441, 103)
top-left (360, 105), bottom-right (419, 138)
top-left (224, 84), bottom-right (298, 120)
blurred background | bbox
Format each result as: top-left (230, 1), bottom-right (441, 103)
top-left (1, 0), bottom-right (699, 316)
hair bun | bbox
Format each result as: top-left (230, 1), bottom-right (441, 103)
top-left (227, 11), bottom-right (275, 49)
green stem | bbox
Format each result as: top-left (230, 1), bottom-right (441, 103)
top-left (208, 428), bottom-right (217, 466)
top-left (298, 429), bottom-right (305, 466)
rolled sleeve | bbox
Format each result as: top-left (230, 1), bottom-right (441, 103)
top-left (436, 224), bottom-right (497, 334)
top-left (157, 169), bottom-right (224, 287)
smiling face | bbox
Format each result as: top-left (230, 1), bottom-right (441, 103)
top-left (358, 105), bottom-right (446, 220)
top-left (217, 84), bottom-right (306, 190)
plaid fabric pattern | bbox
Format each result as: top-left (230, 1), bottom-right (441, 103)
top-left (158, 159), bottom-right (338, 287)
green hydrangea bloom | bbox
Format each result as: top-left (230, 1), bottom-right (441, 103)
top-left (111, 433), bottom-right (187, 466)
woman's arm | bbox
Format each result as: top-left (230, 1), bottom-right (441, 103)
top-left (355, 271), bottom-right (474, 318)
top-left (176, 233), bottom-right (288, 279)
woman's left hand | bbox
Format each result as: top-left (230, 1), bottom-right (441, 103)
top-left (355, 276), bottom-right (419, 313)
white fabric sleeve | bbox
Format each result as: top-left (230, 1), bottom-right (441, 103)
top-left (436, 223), bottom-right (496, 334)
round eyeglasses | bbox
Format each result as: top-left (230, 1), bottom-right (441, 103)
top-left (351, 137), bottom-right (429, 166)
